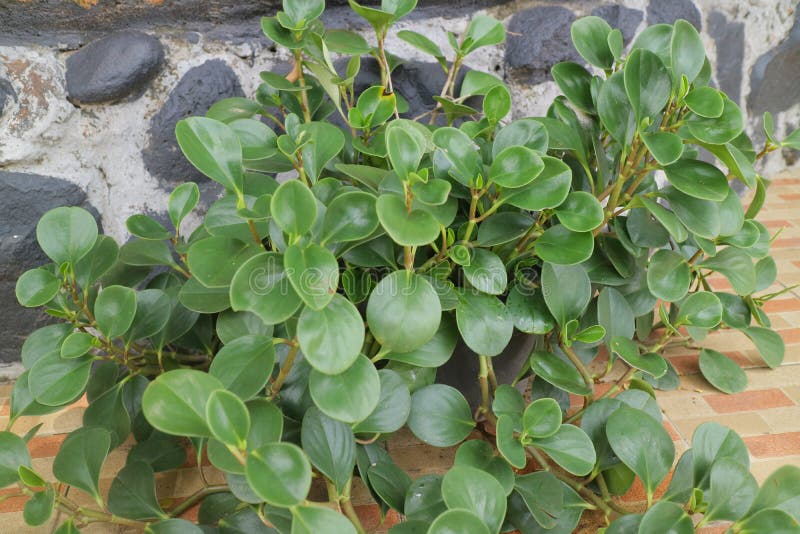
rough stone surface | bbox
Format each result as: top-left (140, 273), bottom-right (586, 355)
top-left (591, 4), bottom-right (643, 44)
top-left (143, 59), bottom-right (243, 185)
top-left (505, 6), bottom-right (579, 85)
top-left (647, 0), bottom-right (702, 30)
top-left (708, 11), bottom-right (744, 104)
top-left (65, 30), bottom-right (164, 104)
top-left (0, 77), bottom-right (15, 117)
top-left (749, 13), bottom-right (800, 114)
top-left (0, 172), bottom-right (100, 363)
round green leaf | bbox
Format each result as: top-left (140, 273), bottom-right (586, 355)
top-left (664, 159), bottom-right (729, 201)
top-left (383, 314), bottom-right (457, 367)
top-left (529, 351), bottom-right (591, 396)
top-left (215, 310), bottom-right (273, 345)
top-left (245, 442), bottom-right (311, 507)
top-left (321, 191), bottom-right (379, 244)
top-left (187, 237), bottom-right (261, 288)
top-left (298, 294), bottom-right (364, 375)
top-left (489, 146), bottom-right (543, 188)
top-left (168, 182), bottom-right (200, 228)
top-left (376, 194), bottom-right (440, 246)
top-left (671, 19), bottom-right (705, 83)
top-left (23, 487), bottom-right (55, 526)
top-left (126, 214), bottom-right (171, 240)
top-left (209, 335), bottom-right (274, 399)
top-left (647, 249), bottom-right (690, 302)
top-left (107, 461), bottom-right (167, 521)
top-left (271, 180), bottom-right (317, 236)
top-left (747, 465), bottom-right (800, 520)
top-left (229, 118), bottom-right (278, 160)
top-left (676, 292), bottom-right (722, 328)
top-left (535, 225), bottom-right (593, 265)
top-left (0, 432), bottom-right (31, 488)
top-left (684, 87), bottom-right (724, 118)
top-left (408, 384), bottom-right (475, 447)
top-left (477, 213), bottom-right (534, 247)
top-left (507, 286), bottom-right (555, 335)
top-left (428, 510), bottom-right (489, 534)
top-left (698, 247), bottom-right (756, 296)
top-left (432, 127), bottom-right (482, 187)
top-left (502, 156), bottom-right (571, 211)
top-left (29, 354), bottom-right (92, 406)
top-left (15, 268), bottom-right (60, 308)
top-left (554, 191), bottom-right (604, 232)
top-left (301, 407), bottom-right (356, 494)
top-left (367, 270), bottom-right (441, 353)
top-left (610, 337), bottom-right (668, 378)
top-left (529, 424), bottom-right (596, 476)
top-left (463, 249), bottom-right (507, 296)
top-left (662, 187), bottom-right (721, 239)
top-left (291, 505), bottom-right (357, 534)
top-left (737, 509), bottom-right (800, 534)
top-left (146, 519), bottom-right (204, 534)
top-left (206, 390), bottom-right (250, 449)
top-left (404, 474), bottom-right (447, 524)
top-left (496, 415), bottom-right (527, 469)
top-left (298, 122), bottom-right (345, 182)
top-left (597, 287), bottom-right (635, 346)
top-left (607, 406), bottom-right (674, 499)
top-left (741, 326), bottom-right (785, 369)
top-left (353, 369), bottom-right (411, 434)
top-left (624, 48), bottom-right (670, 119)
top-left (687, 98), bottom-right (744, 145)
top-left (36, 206), bottom-right (98, 266)
top-left (125, 288), bottom-right (171, 342)
top-left (541, 263), bottom-right (591, 325)
top-left (60, 332), bottom-right (95, 359)
top-left (513, 471), bottom-right (565, 529)
top-left (522, 398), bottom-right (562, 439)
top-left (641, 131), bottom-right (684, 166)
top-left (699, 349), bottom-right (747, 394)
top-left (551, 62), bottom-right (594, 113)
top-left (53, 427), bottom-right (111, 505)
top-left (453, 440), bottom-right (514, 496)
top-left (705, 456), bottom-right (758, 522)
top-left (597, 71), bottom-right (634, 145)
top-left (641, 197), bottom-right (688, 242)
top-left (456, 290), bottom-right (513, 357)
top-left (142, 369), bottom-right (224, 437)
top-left (284, 243), bottom-right (339, 311)
top-left (230, 252), bottom-right (302, 324)
top-left (309, 354), bottom-right (380, 423)
top-left (571, 16), bottom-right (614, 69)
top-left (484, 84), bottom-right (511, 123)
top-left (21, 324), bottom-right (71, 369)
top-left (691, 421), bottom-right (750, 490)
top-left (387, 124), bottom-right (425, 179)
top-left (441, 465), bottom-right (506, 534)
top-left (175, 117), bottom-right (244, 194)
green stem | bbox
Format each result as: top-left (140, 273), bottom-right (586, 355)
top-left (560, 342), bottom-right (595, 405)
top-left (293, 50), bottom-right (312, 123)
top-left (270, 341), bottom-right (299, 397)
top-left (341, 479), bottom-right (366, 534)
top-left (168, 485), bottom-right (229, 518)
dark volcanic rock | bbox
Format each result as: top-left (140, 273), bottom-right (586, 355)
top-left (66, 30), bottom-right (164, 104)
top-left (0, 172), bottom-right (100, 363)
top-left (505, 6), bottom-right (579, 85)
top-left (708, 12), bottom-right (744, 104)
top-left (591, 4), bottom-right (643, 44)
top-left (647, 0), bottom-right (702, 30)
top-left (143, 60), bottom-right (243, 185)
top-left (749, 13), bottom-right (800, 114)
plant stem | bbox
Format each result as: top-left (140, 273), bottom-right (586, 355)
top-left (168, 485), bottom-right (229, 517)
top-left (293, 50), bottom-right (312, 123)
top-left (270, 341), bottom-right (299, 397)
top-left (477, 356), bottom-right (497, 424)
top-left (247, 220), bottom-right (264, 248)
top-left (560, 342), bottom-right (595, 405)
top-left (341, 479), bottom-right (366, 534)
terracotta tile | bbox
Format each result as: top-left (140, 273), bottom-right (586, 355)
top-left (763, 219), bottom-right (792, 228)
top-left (355, 506), bottom-right (400, 534)
top-left (744, 432), bottom-right (800, 458)
top-left (704, 389), bottom-right (795, 414)
top-left (672, 412), bottom-right (770, 439)
top-left (763, 299), bottom-right (800, 313)
top-left (773, 237), bottom-right (800, 248)
top-left (697, 525), bottom-right (733, 534)
top-left (780, 328), bottom-right (800, 345)
top-left (779, 193), bottom-right (800, 201)
top-left (27, 434), bottom-right (66, 458)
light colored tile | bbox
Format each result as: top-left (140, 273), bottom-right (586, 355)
top-left (672, 413), bottom-right (771, 439)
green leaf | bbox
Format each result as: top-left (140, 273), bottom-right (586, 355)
top-left (514, 472), bottom-right (564, 529)
top-left (207, 334), bottom-right (276, 398)
top-left (376, 194), bottom-right (440, 246)
top-left (529, 351), bottom-right (591, 396)
top-left (483, 84), bottom-right (511, 124)
top-left (230, 252), bottom-right (302, 324)
top-left (638, 501), bottom-right (693, 533)
top-left (441, 465), bottom-right (506, 534)
top-left (301, 407), bottom-right (355, 494)
top-left (95, 286), bottom-right (139, 342)
top-left (15, 268), bottom-right (60, 308)
top-left (662, 186), bottom-right (721, 239)
top-left (176, 117), bottom-right (244, 194)
top-left (299, 122), bottom-right (345, 182)
top-left (624, 48), bottom-right (671, 119)
top-left (687, 98), bottom-right (744, 145)
top-left (571, 16), bottom-right (614, 69)
top-left (489, 146), bottom-right (543, 188)
top-left (0, 432), bottom-right (31, 488)
top-left (168, 182), bottom-right (200, 228)
top-left (309, 354), bottom-right (380, 423)
top-left (284, 243), bottom-right (339, 311)
top-left (21, 331), bottom-right (73, 368)
top-left (461, 14), bottom-right (505, 55)
top-left (321, 191), bottom-right (378, 244)
top-left (408, 384), bottom-right (474, 447)
top-left (387, 124), bottom-right (425, 180)
top-left (432, 127), bottom-right (482, 187)
top-left (554, 191), bottom-right (604, 232)
top-left (610, 337), bottom-right (667, 378)
top-left (502, 156), bottom-right (571, 211)
top-left (53, 427), bottom-right (110, 505)
top-left (535, 224), bottom-right (594, 265)
top-left (738, 509), bottom-right (800, 534)
top-left (83, 383), bottom-right (130, 449)
top-left (551, 62), bottom-right (594, 113)
top-left (187, 237), bottom-right (261, 288)
top-left (126, 214), bottom-right (171, 240)
top-left (456, 290), bottom-right (513, 356)
top-left (119, 239), bottom-right (175, 267)
top-left (463, 249), bottom-right (507, 296)
top-left (367, 455), bottom-right (413, 512)
top-left (215, 310), bottom-right (273, 344)
top-left (641, 131), bottom-right (684, 166)
top-left (664, 159), bottom-right (729, 201)
top-left (684, 86), bottom-right (724, 118)
top-left (9, 372), bottom-right (63, 423)
top-left (35, 206), bottom-right (98, 266)
top-left (705, 456), bottom-right (757, 522)
top-left (676, 292), bottom-right (722, 328)
top-left (606, 407), bottom-right (674, 500)
top-left (404, 474), bottom-right (446, 523)
top-left (691, 421), bottom-right (750, 490)
top-left (747, 465), bottom-right (800, 521)
top-left (146, 519), bottom-right (204, 534)
top-left (671, 19), bottom-right (705, 83)
top-left (283, 0), bottom-right (324, 27)
top-left (206, 96), bottom-right (261, 122)
top-left (107, 461), bottom-right (167, 520)
top-left (29, 353), bottom-right (92, 406)
top-left (597, 287), bottom-right (635, 345)
top-left (529, 424), bottom-right (596, 476)
top-left (271, 180), bottom-right (317, 236)
top-left (597, 71), bottom-right (634, 145)
top-left (383, 314), bottom-right (457, 367)
top-left (206, 390), bottom-right (250, 449)
top-left (23, 486), bottom-right (55, 526)
top-left (367, 270), bottom-right (441, 353)
top-left (493, 118), bottom-right (548, 156)
top-left (298, 294), bottom-right (364, 375)
top-left (354, 369), bottom-right (411, 434)
top-left (142, 369), bottom-right (224, 437)
top-left (126, 288), bottom-right (171, 342)
top-left (647, 249), bottom-right (690, 302)
top-left (397, 29), bottom-right (443, 58)
top-left (698, 247), bottom-right (756, 296)
top-left (429, 509), bottom-right (490, 534)
top-left (496, 415), bottom-right (526, 469)
top-left (522, 398), bottom-right (562, 439)
top-left (477, 213), bottom-right (533, 248)
top-left (246, 442), bottom-right (311, 507)
top-left (541, 263), bottom-right (591, 325)
top-left (291, 505), bottom-right (357, 534)
top-left (453, 440), bottom-right (514, 496)
top-left (741, 326), bottom-right (784, 369)
top-left (74, 235), bottom-right (119, 288)
top-left (506, 286), bottom-right (555, 335)
top-left (641, 197), bottom-right (688, 242)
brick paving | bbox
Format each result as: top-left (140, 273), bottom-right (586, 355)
top-left (1, 171), bottom-right (799, 532)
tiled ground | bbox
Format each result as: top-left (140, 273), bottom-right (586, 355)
top-left (1, 171), bottom-right (799, 532)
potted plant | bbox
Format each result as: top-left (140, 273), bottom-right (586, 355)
top-left (6, 1), bottom-right (800, 532)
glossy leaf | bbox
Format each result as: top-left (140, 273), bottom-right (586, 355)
top-left (624, 48), bottom-right (670, 119)
top-left (176, 117), bottom-right (244, 194)
top-left (209, 335), bottom-right (274, 399)
top-left (298, 294), bottom-right (364, 375)
top-left (271, 180), bottom-right (317, 236)
top-left (489, 146), bottom-right (543, 188)
top-left (15, 268), bottom-right (60, 308)
top-left (456, 290), bottom-right (513, 356)
top-left (36, 206), bottom-right (98, 266)
top-left (671, 19), bottom-right (705, 83)
top-left (301, 408), bottom-right (355, 494)
top-left (441, 465), bottom-right (506, 533)
top-left (309, 354), bottom-right (380, 423)
top-left (647, 249), bottom-right (690, 302)
top-left (321, 191), bottom-right (378, 244)
top-left (291, 505), bottom-right (357, 534)
top-left (529, 424), bottom-right (596, 476)
top-left (107, 461), bottom-right (167, 520)
top-left (53, 427), bottom-right (111, 505)
top-left (142, 370), bottom-right (224, 437)
top-left (246, 442), bottom-right (311, 507)
top-left (541, 263), bottom-right (591, 325)
top-left (0, 432), bottom-right (31, 488)
top-left (408, 385), bottom-right (474, 447)
top-left (571, 16), bottom-right (614, 69)
top-left (664, 159), bottom-right (729, 201)
top-left (554, 191), bottom-right (604, 232)
top-left (376, 194), bottom-right (440, 246)
top-left (522, 398), bottom-right (562, 439)
top-left (230, 252), bottom-right (302, 324)
top-left (529, 351), bottom-right (591, 396)
top-left (206, 390), bottom-right (250, 448)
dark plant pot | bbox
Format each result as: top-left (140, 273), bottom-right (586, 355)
top-left (436, 331), bottom-right (535, 409)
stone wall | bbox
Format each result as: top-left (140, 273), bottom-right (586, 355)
top-left (1, 0), bottom-right (799, 371)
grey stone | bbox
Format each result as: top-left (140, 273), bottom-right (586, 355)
top-left (749, 12), bottom-right (800, 114)
top-left (143, 60), bottom-right (243, 185)
top-left (0, 77), bottom-right (16, 117)
top-left (647, 0), bottom-right (702, 30)
top-left (708, 12), bottom-right (744, 104)
top-left (0, 172), bottom-right (101, 363)
top-left (591, 4), bottom-right (643, 44)
top-left (505, 6), bottom-right (579, 85)
top-left (66, 30), bottom-right (164, 104)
